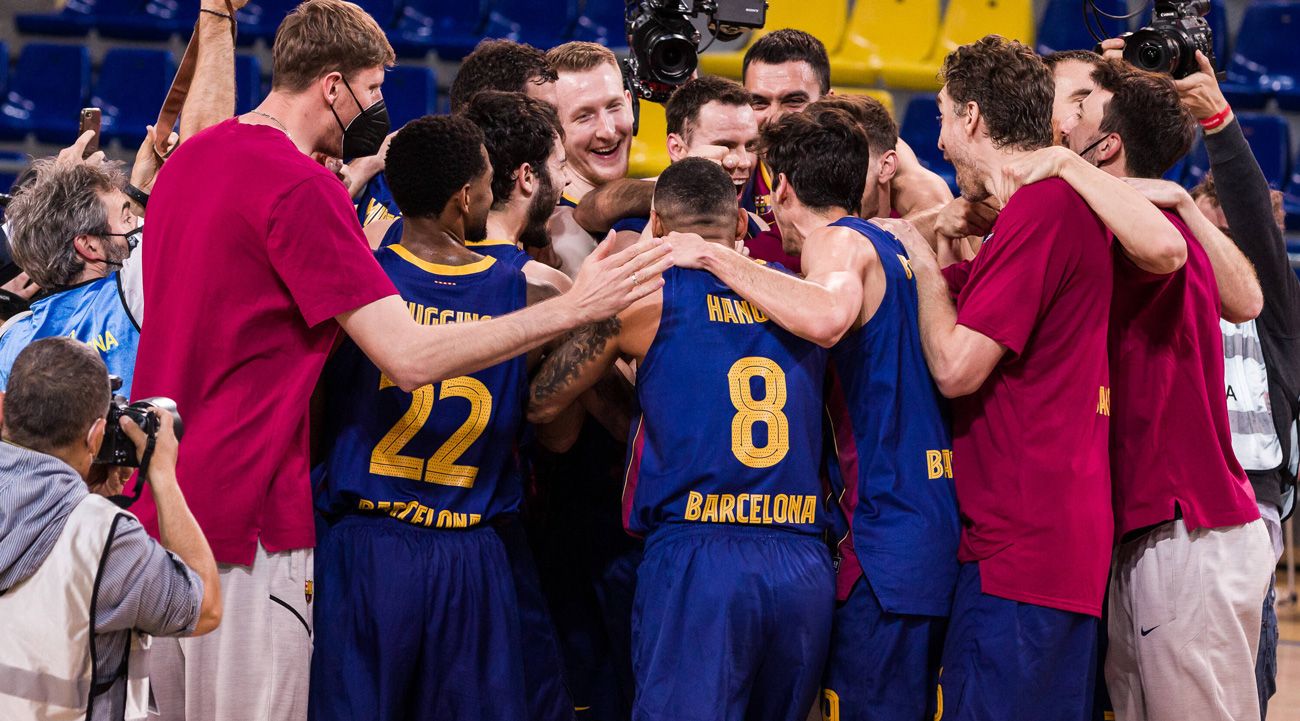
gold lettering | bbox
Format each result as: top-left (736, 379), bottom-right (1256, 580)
top-left (358, 499), bottom-right (375, 510)
top-left (702, 494), bottom-right (719, 523)
top-left (719, 494), bottom-right (737, 523)
top-left (707, 294), bottom-right (723, 322)
top-left (734, 300), bottom-right (754, 324)
top-left (736, 493), bottom-right (749, 523)
top-left (751, 306), bottom-right (768, 322)
top-left (803, 496), bottom-right (817, 525)
top-left (1097, 386), bottom-right (1111, 416)
top-left (773, 494), bottom-right (788, 523)
top-left (897, 254), bottom-right (914, 280)
top-left (410, 504), bottom-right (427, 525)
top-left (720, 298), bottom-right (739, 324)
top-left (684, 491), bottom-right (703, 520)
top-left (927, 450), bottom-right (944, 480)
top-left (437, 509), bottom-right (452, 527)
top-left (943, 449), bottom-right (953, 479)
top-left (469, 514), bottom-right (482, 526)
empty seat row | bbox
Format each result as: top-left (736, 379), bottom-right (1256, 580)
top-left (15, 0), bottom-right (626, 59)
top-left (0, 44), bottom-right (437, 145)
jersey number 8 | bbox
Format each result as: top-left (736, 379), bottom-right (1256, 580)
top-left (727, 356), bottom-right (789, 469)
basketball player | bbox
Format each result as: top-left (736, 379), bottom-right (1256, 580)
top-left (669, 107), bottom-right (960, 721)
top-left (310, 115), bottom-right (576, 721)
top-left (528, 157), bottom-right (834, 721)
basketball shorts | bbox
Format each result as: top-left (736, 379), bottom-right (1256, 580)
top-left (308, 516), bottom-right (526, 721)
top-left (631, 524), bottom-right (834, 721)
top-left (937, 562), bottom-right (1098, 721)
top-left (822, 576), bottom-right (946, 721)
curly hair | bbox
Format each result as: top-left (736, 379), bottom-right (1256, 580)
top-left (654, 157), bottom-right (740, 233)
top-left (807, 94), bottom-right (897, 156)
top-left (1091, 59), bottom-right (1196, 179)
top-left (385, 115), bottom-right (487, 219)
top-left (1043, 49), bottom-right (1102, 69)
top-left (449, 39), bottom-right (557, 113)
top-left (940, 35), bottom-right (1054, 152)
top-left (461, 90), bottom-right (563, 209)
top-left (664, 75), bottom-right (752, 140)
top-left (742, 29), bottom-right (831, 95)
top-left (5, 157), bottom-right (126, 289)
top-left (271, 0), bottom-right (394, 92)
top-left (762, 107), bottom-right (869, 215)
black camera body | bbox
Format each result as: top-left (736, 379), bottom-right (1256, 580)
top-left (625, 0), bottom-right (767, 103)
top-left (95, 380), bottom-right (182, 468)
top-left (1121, 0), bottom-right (1216, 79)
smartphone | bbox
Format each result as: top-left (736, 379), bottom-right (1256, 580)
top-left (79, 107), bottom-right (102, 158)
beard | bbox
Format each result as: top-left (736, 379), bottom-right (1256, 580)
top-left (104, 237), bottom-right (132, 266)
top-left (518, 172), bottom-right (561, 247)
top-left (951, 155), bottom-right (989, 203)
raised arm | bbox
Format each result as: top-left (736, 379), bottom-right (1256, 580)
top-left (997, 146), bottom-right (1187, 274)
top-left (1125, 177), bottom-right (1262, 323)
top-left (670, 227), bottom-right (870, 348)
top-left (571, 178), bottom-right (656, 234)
top-left (341, 236), bottom-right (672, 392)
top-left (178, 0), bottom-right (243, 141)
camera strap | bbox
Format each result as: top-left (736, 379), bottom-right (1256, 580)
top-left (152, 0), bottom-right (237, 160)
top-left (110, 434), bottom-right (156, 510)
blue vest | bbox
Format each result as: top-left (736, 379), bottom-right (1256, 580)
top-left (379, 218), bottom-right (530, 270)
top-left (355, 172), bottom-right (400, 226)
top-left (316, 245), bottom-right (529, 529)
top-left (823, 217), bottom-right (960, 615)
top-left (0, 275), bottom-right (140, 395)
top-left (624, 264), bottom-right (827, 537)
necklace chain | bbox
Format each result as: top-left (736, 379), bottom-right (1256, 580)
top-left (248, 110), bottom-right (290, 136)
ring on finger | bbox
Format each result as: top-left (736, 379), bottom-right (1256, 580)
top-left (631, 271), bottom-right (640, 285)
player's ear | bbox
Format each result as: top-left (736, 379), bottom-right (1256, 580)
top-left (878, 149), bottom-right (899, 186)
top-left (666, 133), bottom-right (688, 162)
top-left (650, 209), bottom-right (664, 238)
top-left (734, 207), bottom-right (748, 241)
top-left (517, 162), bottom-right (536, 197)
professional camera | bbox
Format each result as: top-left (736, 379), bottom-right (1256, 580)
top-left (625, 0), bottom-right (767, 103)
top-left (95, 376), bottom-right (183, 468)
top-left (1120, 0), bottom-right (1216, 79)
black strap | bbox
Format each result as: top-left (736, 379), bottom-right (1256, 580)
top-left (110, 434), bottom-right (155, 510)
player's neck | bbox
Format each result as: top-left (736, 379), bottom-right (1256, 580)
top-left (399, 216), bottom-right (484, 265)
top-left (783, 204), bottom-right (850, 244)
top-left (250, 92), bottom-right (328, 158)
top-left (874, 185), bottom-right (893, 220)
top-left (484, 210), bottom-right (520, 244)
top-left (562, 171), bottom-right (598, 201)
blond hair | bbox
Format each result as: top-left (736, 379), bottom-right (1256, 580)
top-left (271, 0), bottom-right (395, 92)
top-left (545, 41), bottom-right (619, 75)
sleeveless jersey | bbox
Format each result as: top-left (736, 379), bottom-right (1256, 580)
top-left (378, 218), bottom-right (531, 270)
top-left (0, 274), bottom-right (140, 395)
top-left (822, 218), bottom-right (960, 614)
top-left (623, 264), bottom-right (828, 537)
top-left (316, 245), bottom-right (529, 529)
top-left (355, 172), bottom-right (401, 227)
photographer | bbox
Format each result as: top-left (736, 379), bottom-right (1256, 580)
top-left (1102, 39), bottom-right (1300, 718)
top-left (0, 337), bottom-right (219, 721)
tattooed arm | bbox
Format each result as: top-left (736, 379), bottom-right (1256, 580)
top-left (528, 316), bottom-right (625, 424)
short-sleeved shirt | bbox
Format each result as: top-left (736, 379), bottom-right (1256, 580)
top-left (941, 178), bottom-right (1114, 617)
top-left (130, 119), bottom-right (398, 565)
top-left (1109, 211), bottom-right (1258, 537)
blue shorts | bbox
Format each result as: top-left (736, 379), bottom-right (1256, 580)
top-left (309, 517), bottom-right (526, 721)
top-left (632, 524), bottom-right (834, 721)
top-left (822, 577), bottom-right (946, 721)
top-left (495, 517), bottom-right (575, 721)
top-left (937, 563), bottom-right (1098, 721)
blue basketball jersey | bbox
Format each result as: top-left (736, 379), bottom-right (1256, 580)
top-left (317, 244), bottom-right (529, 529)
top-left (623, 264), bottom-right (828, 537)
top-left (355, 171), bottom-right (401, 226)
top-left (379, 218), bottom-right (530, 270)
top-left (823, 217), bottom-right (960, 616)
top-left (0, 274), bottom-right (140, 395)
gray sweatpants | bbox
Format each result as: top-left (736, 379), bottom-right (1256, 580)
top-left (148, 542), bottom-right (314, 721)
top-left (1105, 518), bottom-right (1273, 721)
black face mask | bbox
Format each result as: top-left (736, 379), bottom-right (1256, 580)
top-left (331, 76), bottom-right (389, 159)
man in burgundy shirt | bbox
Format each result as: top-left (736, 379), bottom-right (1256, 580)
top-left (130, 2), bottom-right (672, 720)
top-left (896, 36), bottom-right (1114, 720)
top-left (1003, 59), bottom-right (1273, 721)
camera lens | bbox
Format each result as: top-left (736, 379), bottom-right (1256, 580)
top-left (1123, 30), bottom-right (1176, 73)
top-left (1138, 42), bottom-right (1165, 68)
top-left (649, 35), bottom-right (698, 82)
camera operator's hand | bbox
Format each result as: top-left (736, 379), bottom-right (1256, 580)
top-left (86, 464), bottom-right (131, 497)
top-left (1173, 51), bottom-right (1229, 122)
top-left (120, 409), bottom-right (180, 485)
top-left (1099, 37), bottom-right (1126, 61)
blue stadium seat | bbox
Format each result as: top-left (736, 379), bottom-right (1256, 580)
top-left (355, 0), bottom-right (399, 27)
top-left (1283, 160), bottom-right (1300, 231)
top-left (481, 0), bottom-right (578, 50)
top-left (383, 65), bottom-right (437, 131)
top-left (1162, 154), bottom-right (1188, 185)
top-left (1221, 1), bottom-right (1300, 110)
top-left (91, 49), bottom-right (177, 145)
top-left (0, 42), bottom-right (8, 97)
top-left (1236, 112), bottom-right (1292, 190)
top-left (571, 0), bottom-right (629, 48)
top-left (389, 0), bottom-right (491, 59)
top-left (236, 0), bottom-right (300, 45)
top-left (898, 95), bottom-right (958, 194)
top-left (235, 54), bottom-right (263, 115)
top-left (0, 44), bottom-right (91, 144)
top-left (15, 0), bottom-right (142, 37)
top-left (96, 0), bottom-right (200, 41)
top-left (1037, 0), bottom-right (1126, 55)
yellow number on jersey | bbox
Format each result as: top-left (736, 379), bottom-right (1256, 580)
top-left (727, 356), bottom-right (789, 468)
top-left (369, 374), bottom-right (493, 488)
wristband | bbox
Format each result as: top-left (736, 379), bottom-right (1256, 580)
top-left (1199, 105), bottom-right (1231, 131)
top-left (199, 7), bottom-right (234, 22)
top-left (125, 183), bottom-right (150, 210)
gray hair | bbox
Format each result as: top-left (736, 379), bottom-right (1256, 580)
top-left (5, 158), bottom-right (126, 290)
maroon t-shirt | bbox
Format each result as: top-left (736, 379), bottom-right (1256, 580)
top-left (1109, 211), bottom-right (1258, 537)
top-left (131, 119), bottom-right (398, 565)
top-left (943, 178), bottom-right (1114, 617)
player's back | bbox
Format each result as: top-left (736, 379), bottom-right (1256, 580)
top-left (378, 218), bottom-right (531, 270)
top-left (624, 263), bottom-right (828, 537)
top-left (317, 244), bottom-right (528, 529)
